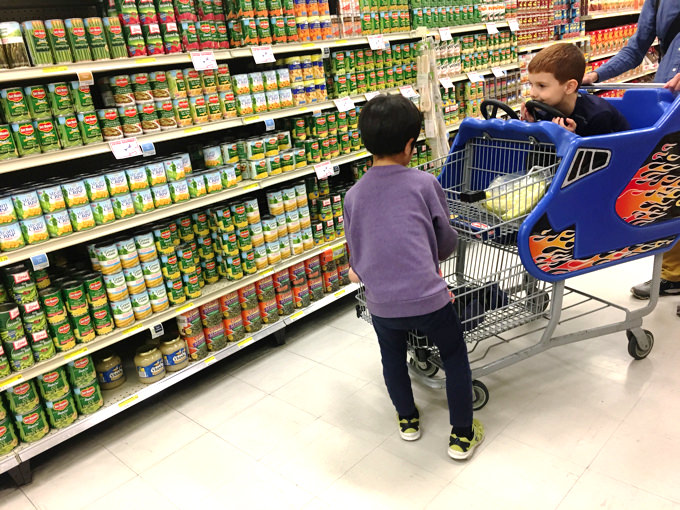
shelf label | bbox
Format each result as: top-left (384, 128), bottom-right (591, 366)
top-left (150, 323), bottom-right (164, 339)
top-left (251, 45), bottom-right (276, 64)
top-left (367, 34), bottom-right (386, 50)
top-left (486, 22), bottom-right (499, 34)
top-left (356, 151), bottom-right (369, 157)
top-left (288, 311), bottom-right (304, 322)
top-left (334, 289), bottom-right (346, 298)
top-left (399, 85), bottom-right (419, 98)
top-left (109, 137), bottom-right (143, 159)
top-left (264, 118), bottom-right (275, 131)
top-left (30, 253), bottom-right (49, 271)
top-left (118, 395), bottom-right (139, 408)
top-left (302, 42), bottom-right (316, 48)
top-left (297, 107), bottom-right (309, 113)
top-left (140, 141), bottom-right (156, 157)
top-left (123, 324), bottom-right (143, 336)
top-left (314, 161), bottom-right (334, 180)
top-left (439, 77), bottom-right (454, 89)
top-left (507, 18), bottom-right (520, 32)
top-left (243, 115), bottom-right (261, 124)
top-left (42, 66), bottom-right (68, 73)
top-left (467, 72), bottom-right (483, 83)
top-left (204, 355), bottom-right (217, 365)
top-left (243, 183), bottom-right (259, 191)
top-left (259, 268), bottom-right (274, 277)
top-left (77, 71), bottom-right (94, 86)
top-left (438, 27), bottom-right (452, 41)
top-left (491, 66), bottom-right (506, 78)
top-left (64, 347), bottom-right (88, 361)
top-left (0, 374), bottom-right (23, 391)
top-left (135, 57), bottom-right (157, 64)
top-left (0, 256), bottom-right (7, 263)
top-left (238, 336), bottom-right (254, 347)
top-left (322, 47), bottom-right (331, 58)
top-left (176, 302), bottom-right (195, 313)
top-left (364, 91), bottom-right (381, 101)
top-left (333, 96), bottom-right (355, 112)
top-left (184, 126), bottom-right (202, 134)
top-left (190, 50), bottom-right (218, 70)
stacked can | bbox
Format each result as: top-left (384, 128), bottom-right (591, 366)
top-left (304, 255), bottom-right (324, 301)
top-left (283, 54), bottom-right (327, 106)
top-left (238, 283), bottom-right (263, 332)
top-left (3, 380), bottom-right (49, 444)
top-left (288, 261), bottom-right (311, 308)
top-left (357, 0), bottom-right (411, 35)
top-left (273, 268), bottom-right (294, 315)
top-left (199, 300), bottom-right (228, 351)
top-left (217, 290), bottom-right (244, 342)
top-left (336, 245), bottom-right (351, 285)
top-left (176, 308), bottom-right (209, 360)
top-left (306, 175), bottom-right (347, 244)
top-left (231, 65), bottom-right (298, 115)
top-left (255, 274), bottom-right (279, 324)
top-left (320, 245), bottom-right (340, 292)
top-left (0, 396), bottom-right (19, 454)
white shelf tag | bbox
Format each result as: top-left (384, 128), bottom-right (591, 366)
top-left (508, 18), bottom-right (520, 32)
top-left (149, 323), bottom-right (164, 339)
top-left (109, 137), bottom-right (142, 159)
top-left (30, 253), bottom-right (49, 271)
top-left (467, 72), bottom-right (483, 83)
top-left (364, 91), bottom-right (381, 101)
top-left (367, 34), bottom-right (386, 50)
top-left (251, 45), bottom-right (276, 64)
top-left (486, 22), bottom-right (499, 34)
top-left (190, 50), bottom-right (218, 70)
top-left (140, 141), bottom-right (156, 157)
top-left (491, 66), bottom-right (506, 78)
top-left (399, 85), bottom-right (419, 98)
top-left (322, 47), bottom-right (330, 58)
top-left (439, 27), bottom-right (452, 41)
top-left (314, 161), bottom-right (334, 180)
top-left (264, 118), bottom-right (275, 131)
top-left (425, 119), bottom-right (436, 138)
top-left (77, 71), bottom-right (94, 86)
top-left (439, 77), bottom-right (454, 89)
top-left (334, 96), bottom-right (355, 112)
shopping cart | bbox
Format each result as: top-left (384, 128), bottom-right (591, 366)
top-left (355, 85), bottom-right (680, 409)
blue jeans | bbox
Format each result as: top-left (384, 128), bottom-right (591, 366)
top-left (371, 302), bottom-right (473, 429)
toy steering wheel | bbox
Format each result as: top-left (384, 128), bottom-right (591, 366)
top-left (524, 100), bottom-right (567, 120)
top-left (480, 99), bottom-right (519, 120)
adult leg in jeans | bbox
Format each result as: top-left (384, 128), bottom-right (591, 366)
top-left (415, 303), bottom-right (472, 433)
top-left (371, 318), bottom-right (417, 418)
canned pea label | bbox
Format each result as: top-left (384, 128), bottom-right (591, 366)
top-left (37, 367), bottom-right (69, 401)
top-left (44, 393), bottom-right (77, 429)
top-left (73, 382), bottom-right (103, 415)
top-left (66, 355), bottom-right (96, 387)
top-left (39, 287), bottom-right (66, 323)
top-left (5, 381), bottom-right (39, 414)
top-left (62, 280), bottom-right (88, 316)
top-left (14, 405), bottom-right (49, 443)
top-left (0, 415), bottom-right (18, 454)
top-left (50, 319), bottom-right (76, 352)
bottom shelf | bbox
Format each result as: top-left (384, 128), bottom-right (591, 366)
top-left (1, 282), bottom-right (359, 472)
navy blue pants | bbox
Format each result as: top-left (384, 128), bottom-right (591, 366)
top-left (371, 302), bottom-right (473, 430)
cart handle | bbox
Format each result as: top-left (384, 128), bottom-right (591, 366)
top-left (581, 82), bottom-right (666, 90)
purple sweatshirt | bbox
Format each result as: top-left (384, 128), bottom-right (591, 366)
top-left (344, 164), bottom-right (458, 318)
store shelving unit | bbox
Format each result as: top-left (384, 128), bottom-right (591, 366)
top-left (518, 36), bottom-right (589, 54)
top-left (582, 9), bottom-right (640, 20)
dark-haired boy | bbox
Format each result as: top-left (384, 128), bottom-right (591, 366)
top-left (343, 94), bottom-right (484, 460)
top-left (521, 43), bottom-right (630, 136)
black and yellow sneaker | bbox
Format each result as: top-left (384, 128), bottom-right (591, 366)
top-left (398, 408), bottom-right (420, 441)
top-left (448, 419), bottom-right (484, 460)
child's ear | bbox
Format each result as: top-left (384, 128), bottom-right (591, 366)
top-left (565, 79), bottom-right (579, 94)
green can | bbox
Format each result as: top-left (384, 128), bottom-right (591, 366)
top-left (49, 319), bottom-right (77, 352)
top-left (39, 287), bottom-right (67, 324)
top-left (34, 118), bottom-right (61, 152)
top-left (303, 139), bottom-right (320, 163)
top-left (165, 278), bottom-right (186, 305)
top-left (10, 121), bottom-right (40, 156)
top-left (0, 124), bottom-right (18, 160)
top-left (81, 273), bottom-right (106, 308)
top-left (176, 215), bottom-right (194, 241)
top-left (182, 270), bottom-right (201, 299)
top-left (77, 111), bottom-right (103, 145)
top-left (66, 354), bottom-right (96, 387)
top-left (71, 313), bottom-right (96, 343)
top-left (0, 415), bottom-right (18, 455)
top-left (29, 329), bottom-right (55, 362)
top-left (152, 223), bottom-right (175, 254)
top-left (240, 249), bottom-right (257, 275)
top-left (73, 380), bottom-right (103, 415)
top-left (61, 280), bottom-right (88, 317)
top-left (25, 85), bottom-right (51, 120)
top-left (1, 88), bottom-right (30, 123)
top-left (44, 391), bottom-right (78, 429)
top-left (21, 304), bottom-right (47, 337)
top-left (5, 380), bottom-right (40, 414)
top-left (14, 404), bottom-right (49, 443)
top-left (69, 82), bottom-right (94, 113)
top-left (192, 211), bottom-right (210, 236)
top-left (47, 82), bottom-right (74, 116)
top-left (0, 303), bottom-right (24, 343)
top-left (176, 244), bottom-right (196, 274)
top-left (90, 303), bottom-right (114, 336)
top-left (36, 366), bottom-right (70, 401)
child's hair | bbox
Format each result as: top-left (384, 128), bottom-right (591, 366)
top-left (528, 43), bottom-right (585, 86)
top-left (359, 95), bottom-right (422, 156)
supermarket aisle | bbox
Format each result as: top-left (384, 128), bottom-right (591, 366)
top-left (1, 256), bottom-right (680, 510)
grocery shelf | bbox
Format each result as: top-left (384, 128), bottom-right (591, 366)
top-left (518, 36), bottom-right (589, 53)
top-left (0, 236), bottom-right (348, 393)
top-left (582, 9), bottom-right (641, 20)
top-left (620, 68), bottom-right (658, 83)
top-left (0, 88), bottom-right (393, 175)
top-left (446, 63), bottom-right (520, 83)
top-left (588, 41), bottom-right (657, 62)
top-left (0, 150), bottom-right (367, 269)
top-left (2, 280), bottom-right (359, 470)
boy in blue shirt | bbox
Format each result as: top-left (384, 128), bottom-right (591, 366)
top-left (521, 43), bottom-right (631, 136)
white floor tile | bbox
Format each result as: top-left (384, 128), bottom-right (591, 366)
top-left (556, 470), bottom-right (680, 510)
top-left (21, 437), bottom-right (136, 510)
top-left (230, 347), bottom-right (316, 394)
top-left (320, 337), bottom-right (384, 382)
top-left (0, 487), bottom-right (35, 510)
top-left (212, 395), bottom-right (316, 460)
top-left (425, 481), bottom-right (519, 510)
top-left (82, 476), bottom-right (179, 510)
top-left (319, 447), bottom-right (448, 510)
top-left (284, 325), bottom-right (366, 364)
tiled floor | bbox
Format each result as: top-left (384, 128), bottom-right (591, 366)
top-left (2, 256), bottom-right (680, 510)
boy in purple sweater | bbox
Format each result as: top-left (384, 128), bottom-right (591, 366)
top-left (344, 95), bottom-right (484, 460)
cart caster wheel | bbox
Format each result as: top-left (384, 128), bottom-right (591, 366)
top-left (409, 357), bottom-right (439, 377)
top-left (528, 291), bottom-right (550, 314)
top-left (626, 329), bottom-right (654, 360)
top-left (472, 380), bottom-right (489, 410)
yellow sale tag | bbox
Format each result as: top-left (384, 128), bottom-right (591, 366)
top-left (177, 302), bottom-right (195, 313)
top-left (42, 66), bottom-right (68, 73)
top-left (123, 324), bottom-right (142, 336)
top-left (289, 311), bottom-right (304, 321)
top-left (238, 336), bottom-right (254, 347)
top-left (334, 289), bottom-right (346, 298)
top-left (0, 374), bottom-right (23, 390)
top-left (135, 57), bottom-right (157, 64)
top-left (243, 183), bottom-right (259, 191)
top-left (118, 395), bottom-right (139, 408)
top-left (64, 347), bottom-right (88, 361)
top-left (184, 127), bottom-right (202, 133)
top-left (302, 43), bottom-right (315, 47)
top-left (298, 107), bottom-right (308, 113)
top-left (244, 115), bottom-right (261, 123)
top-left (0, 256), bottom-right (8, 263)
top-left (259, 268), bottom-right (274, 277)
top-left (204, 355), bottom-right (216, 365)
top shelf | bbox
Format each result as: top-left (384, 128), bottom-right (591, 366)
top-left (0, 23), bottom-right (508, 84)
top-left (582, 9), bottom-right (641, 20)
top-left (518, 36), bottom-right (590, 53)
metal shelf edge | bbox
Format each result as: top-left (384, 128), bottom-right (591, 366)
top-left (0, 452), bottom-right (19, 473)
top-left (582, 9), bottom-right (641, 20)
top-left (447, 62), bottom-right (519, 83)
top-left (284, 282), bottom-right (359, 325)
top-left (518, 36), bottom-right (589, 53)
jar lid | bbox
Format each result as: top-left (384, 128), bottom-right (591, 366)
top-left (136, 344), bottom-right (159, 356)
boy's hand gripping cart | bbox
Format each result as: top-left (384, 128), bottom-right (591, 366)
top-left (356, 85), bottom-right (680, 410)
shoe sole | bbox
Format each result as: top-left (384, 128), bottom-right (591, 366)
top-left (448, 434), bottom-right (484, 460)
top-left (631, 288), bottom-right (680, 300)
top-left (400, 430), bottom-right (421, 441)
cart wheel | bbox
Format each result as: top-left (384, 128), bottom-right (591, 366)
top-left (472, 380), bottom-right (489, 411)
top-left (626, 329), bottom-right (654, 360)
top-left (528, 291), bottom-right (550, 314)
top-left (409, 357), bottom-right (439, 377)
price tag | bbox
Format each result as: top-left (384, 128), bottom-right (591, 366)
top-left (399, 85), bottom-right (419, 98)
top-left (251, 45), bottom-right (276, 64)
top-left (109, 138), bottom-right (143, 159)
top-left (135, 57), bottom-right (158, 64)
top-left (243, 115), bottom-right (261, 124)
top-left (312, 110), bottom-right (323, 117)
top-left (42, 66), bottom-right (68, 74)
top-left (439, 27), bottom-right (452, 41)
top-left (176, 302), bottom-right (195, 313)
top-left (322, 47), bottom-right (331, 58)
top-left (314, 161), bottom-right (334, 180)
top-left (365, 91), bottom-right (381, 101)
top-left (190, 50), bottom-right (218, 70)
top-left (331, 165), bottom-right (340, 176)
top-left (288, 311), bottom-right (304, 322)
top-left (0, 374), bottom-right (23, 391)
top-left (334, 289), bottom-right (346, 298)
top-left (0, 256), bottom-right (7, 263)
top-left (243, 183), bottom-right (259, 191)
top-left (467, 72), bottom-right (483, 83)
top-left (367, 34), bottom-right (386, 50)
top-left (30, 253), bottom-right (49, 271)
top-left (184, 126), bottom-right (202, 134)
top-left (264, 118), bottom-right (275, 131)
top-left (486, 22), bottom-right (499, 34)
top-left (238, 336), bottom-right (254, 347)
top-left (77, 71), bottom-right (94, 86)
top-left (204, 355), bottom-right (217, 365)
top-left (123, 324), bottom-right (142, 336)
top-left (439, 77), bottom-right (454, 89)
top-left (118, 395), bottom-right (139, 408)
top-left (140, 141), bottom-right (156, 157)
top-left (334, 96), bottom-right (355, 112)
top-left (150, 323), bottom-right (164, 339)
top-left (64, 347), bottom-right (88, 361)
top-left (507, 18), bottom-right (520, 32)
top-left (491, 66), bottom-right (506, 78)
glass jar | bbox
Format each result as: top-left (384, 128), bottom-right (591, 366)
top-left (159, 335), bottom-right (189, 372)
top-left (95, 351), bottom-right (126, 390)
top-left (134, 344), bottom-right (165, 384)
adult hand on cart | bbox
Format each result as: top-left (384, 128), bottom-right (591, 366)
top-left (582, 71), bottom-right (599, 85)
top-left (349, 267), bottom-right (361, 284)
top-left (664, 72), bottom-right (680, 92)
